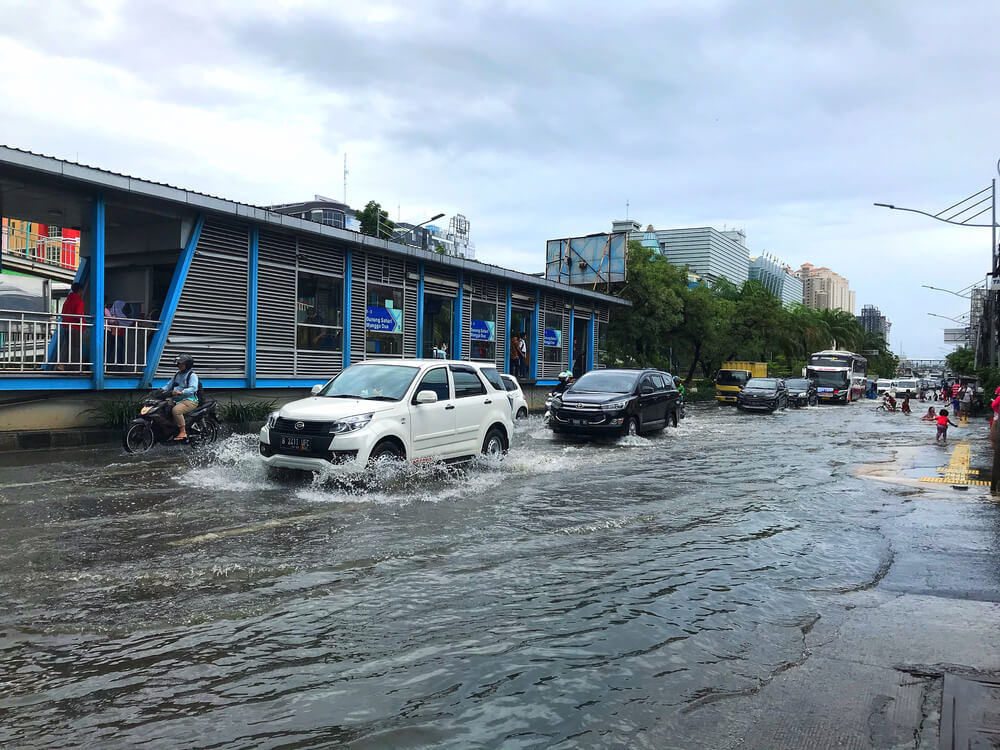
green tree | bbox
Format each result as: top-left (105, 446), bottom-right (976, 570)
top-left (946, 347), bottom-right (976, 376)
top-left (606, 241), bottom-right (686, 368)
top-left (356, 200), bottom-right (394, 239)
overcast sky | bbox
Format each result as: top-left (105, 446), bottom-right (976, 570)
top-left (2, 0), bottom-right (998, 358)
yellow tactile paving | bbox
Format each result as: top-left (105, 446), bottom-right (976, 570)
top-left (921, 442), bottom-right (986, 487)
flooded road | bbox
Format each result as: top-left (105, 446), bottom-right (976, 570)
top-left (1, 402), bottom-right (996, 748)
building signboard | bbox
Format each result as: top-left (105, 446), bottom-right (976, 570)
top-left (365, 306), bottom-right (402, 334)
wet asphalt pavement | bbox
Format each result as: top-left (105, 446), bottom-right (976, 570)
top-left (1, 402), bottom-right (998, 749)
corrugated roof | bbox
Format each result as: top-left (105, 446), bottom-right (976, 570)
top-left (0, 144), bottom-right (627, 305)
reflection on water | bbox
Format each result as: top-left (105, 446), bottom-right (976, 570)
top-left (0, 405), bottom-right (941, 748)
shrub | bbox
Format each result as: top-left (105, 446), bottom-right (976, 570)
top-left (83, 394), bottom-right (147, 429)
top-left (217, 397), bottom-right (278, 424)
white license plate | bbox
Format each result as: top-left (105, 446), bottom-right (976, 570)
top-left (280, 436), bottom-right (313, 451)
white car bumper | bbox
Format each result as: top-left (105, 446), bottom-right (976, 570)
top-left (258, 425), bottom-right (374, 470)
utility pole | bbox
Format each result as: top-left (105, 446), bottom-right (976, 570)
top-left (343, 154), bottom-right (348, 205)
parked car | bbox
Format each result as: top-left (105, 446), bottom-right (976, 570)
top-left (500, 374), bottom-right (529, 419)
top-left (736, 377), bottom-right (788, 412)
top-left (258, 360), bottom-right (514, 472)
top-left (785, 377), bottom-right (818, 407)
top-left (549, 368), bottom-right (680, 437)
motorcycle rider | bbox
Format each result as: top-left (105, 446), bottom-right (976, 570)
top-left (160, 354), bottom-right (200, 441)
top-left (551, 370), bottom-right (574, 396)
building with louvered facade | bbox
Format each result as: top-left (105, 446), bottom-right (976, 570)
top-left (748, 255), bottom-right (803, 307)
top-left (0, 146), bottom-right (625, 396)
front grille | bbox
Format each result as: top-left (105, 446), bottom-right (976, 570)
top-left (274, 417), bottom-right (332, 435)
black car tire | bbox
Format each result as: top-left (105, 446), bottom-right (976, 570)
top-left (623, 415), bottom-right (640, 437)
top-left (809, 395), bottom-right (817, 406)
top-left (669, 410), bottom-right (678, 427)
top-left (482, 427), bottom-right (508, 457)
top-left (369, 440), bottom-right (405, 463)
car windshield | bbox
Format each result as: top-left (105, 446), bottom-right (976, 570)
top-left (746, 378), bottom-right (777, 390)
top-left (572, 371), bottom-right (638, 393)
top-left (716, 370), bottom-right (749, 386)
top-left (318, 364), bottom-right (419, 401)
top-left (786, 379), bottom-right (811, 389)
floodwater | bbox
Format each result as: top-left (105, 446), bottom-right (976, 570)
top-left (0, 401), bottom-right (970, 748)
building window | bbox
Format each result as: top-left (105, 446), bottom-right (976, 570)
top-left (296, 272), bottom-right (343, 351)
top-left (470, 300), bottom-right (496, 360)
top-left (366, 284), bottom-right (403, 356)
top-left (543, 312), bottom-right (562, 364)
top-left (596, 321), bottom-right (608, 366)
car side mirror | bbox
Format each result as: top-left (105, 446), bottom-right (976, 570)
top-left (415, 390), bottom-right (438, 404)
top-left (311, 384), bottom-right (322, 395)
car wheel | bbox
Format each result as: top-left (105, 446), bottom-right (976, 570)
top-left (482, 427), bottom-right (508, 457)
top-left (369, 440), bottom-right (405, 463)
top-left (623, 416), bottom-right (640, 437)
top-left (516, 407), bottom-right (528, 419)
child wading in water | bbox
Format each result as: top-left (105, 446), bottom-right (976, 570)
top-left (936, 409), bottom-right (958, 444)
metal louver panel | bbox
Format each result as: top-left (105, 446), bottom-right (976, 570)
top-left (404, 261), bottom-right (417, 358)
top-left (295, 350), bottom-right (341, 379)
top-left (350, 253), bottom-right (366, 363)
top-left (423, 267), bottom-right (458, 297)
top-left (258, 230), bottom-right (296, 378)
top-left (461, 286), bottom-right (472, 360)
top-left (159, 219), bottom-right (248, 378)
top-left (495, 298), bottom-right (507, 371)
top-left (539, 293), bottom-right (565, 379)
top-left (298, 237), bottom-right (345, 276)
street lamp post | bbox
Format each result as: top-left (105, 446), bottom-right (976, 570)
top-left (876, 174), bottom-right (999, 367)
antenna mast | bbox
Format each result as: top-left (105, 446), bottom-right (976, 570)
top-left (343, 154), bottom-right (348, 204)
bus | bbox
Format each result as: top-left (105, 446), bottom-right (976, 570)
top-left (805, 350), bottom-right (867, 403)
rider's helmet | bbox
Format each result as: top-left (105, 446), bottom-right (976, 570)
top-left (558, 370), bottom-right (572, 382)
top-left (175, 354), bottom-right (195, 370)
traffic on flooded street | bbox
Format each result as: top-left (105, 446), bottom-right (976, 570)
top-left (3, 399), bottom-right (997, 749)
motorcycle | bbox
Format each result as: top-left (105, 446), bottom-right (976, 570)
top-left (123, 392), bottom-right (221, 453)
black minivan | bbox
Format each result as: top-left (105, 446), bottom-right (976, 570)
top-left (549, 368), bottom-right (681, 437)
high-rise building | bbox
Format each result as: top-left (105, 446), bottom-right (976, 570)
top-left (749, 255), bottom-right (804, 307)
top-left (795, 263), bottom-right (855, 314)
top-left (857, 304), bottom-right (891, 342)
top-left (645, 226), bottom-right (750, 286)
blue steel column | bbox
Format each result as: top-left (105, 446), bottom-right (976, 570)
top-left (343, 250), bottom-right (352, 369)
top-left (567, 307), bottom-right (575, 376)
top-left (454, 270), bottom-right (463, 359)
top-left (140, 216), bottom-right (204, 388)
top-left (588, 312), bottom-right (595, 372)
top-left (247, 226), bottom-right (259, 388)
top-left (504, 283), bottom-right (512, 374)
top-left (91, 199), bottom-right (106, 390)
top-left (531, 295), bottom-right (540, 380)
top-left (416, 262), bottom-right (425, 359)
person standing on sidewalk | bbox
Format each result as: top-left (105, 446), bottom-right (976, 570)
top-left (960, 385), bottom-right (973, 423)
top-left (58, 282), bottom-right (86, 370)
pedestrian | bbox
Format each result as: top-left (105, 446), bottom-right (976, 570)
top-left (960, 386), bottom-right (973, 422)
top-left (901, 396), bottom-right (911, 414)
top-left (518, 335), bottom-right (528, 378)
top-left (437, 342), bottom-right (448, 360)
top-left (160, 354), bottom-right (200, 441)
top-left (510, 334), bottom-right (520, 375)
top-left (935, 408), bottom-right (958, 444)
top-left (921, 406), bottom-right (936, 421)
top-left (57, 281), bottom-right (86, 370)
top-left (991, 386), bottom-right (1000, 428)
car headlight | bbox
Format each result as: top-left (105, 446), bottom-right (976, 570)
top-left (267, 410), bottom-right (279, 428)
top-left (602, 400), bottom-right (629, 411)
top-left (330, 413), bottom-right (373, 434)
top-left (550, 397), bottom-right (561, 409)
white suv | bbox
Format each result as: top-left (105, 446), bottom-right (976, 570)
top-left (259, 359), bottom-right (514, 472)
